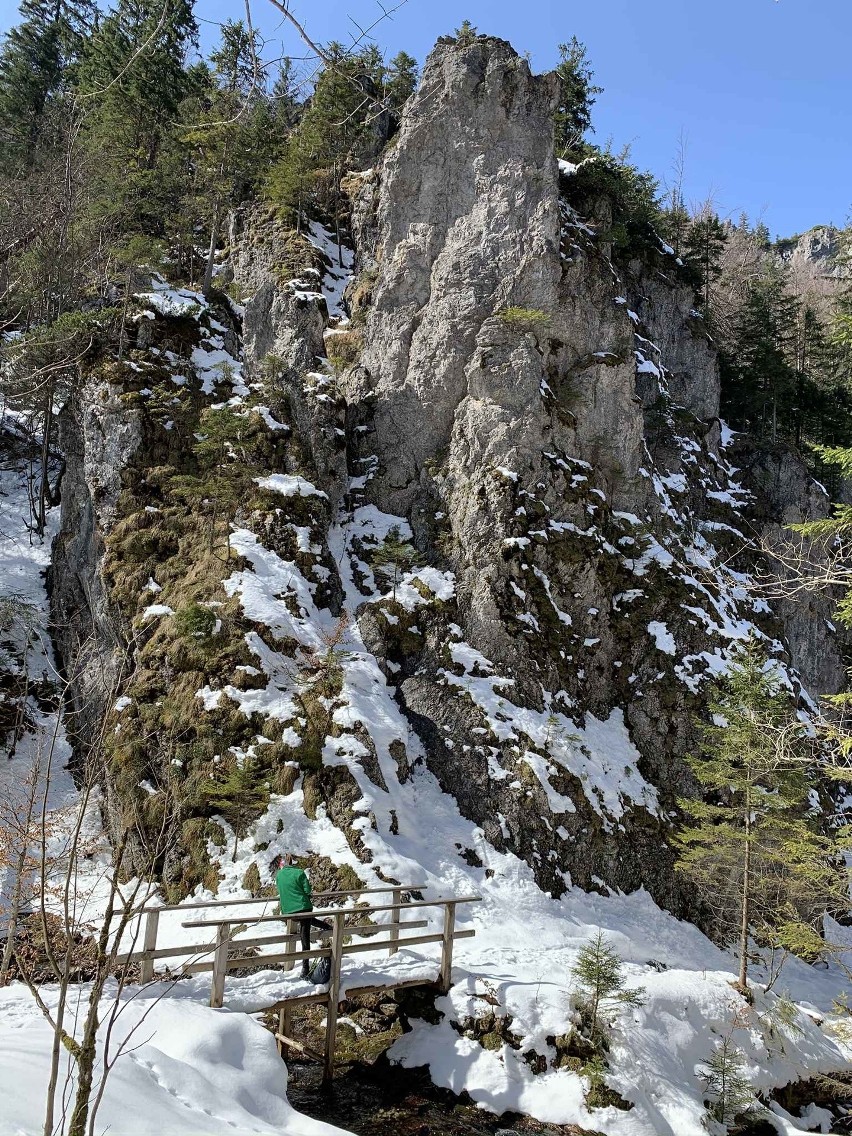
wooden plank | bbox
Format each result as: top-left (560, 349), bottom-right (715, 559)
top-left (210, 924), bottom-right (229, 1008)
top-left (274, 1032), bottom-right (324, 1063)
top-left (388, 888), bottom-right (402, 957)
top-left (139, 908), bottom-right (160, 984)
top-left (438, 901), bottom-right (457, 994)
top-left (116, 939), bottom-right (218, 965)
top-left (181, 895), bottom-right (482, 928)
top-left (118, 925), bottom-right (468, 975)
top-left (226, 946), bottom-right (332, 970)
top-left (338, 928), bottom-right (475, 957)
top-left (144, 884), bottom-right (430, 915)
top-left (323, 912), bottom-right (345, 1086)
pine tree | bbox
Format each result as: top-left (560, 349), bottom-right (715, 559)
top-left (553, 37), bottom-right (602, 161)
top-left (570, 929), bottom-right (645, 1043)
top-left (675, 642), bottom-right (847, 993)
top-left (682, 208), bottom-right (727, 318)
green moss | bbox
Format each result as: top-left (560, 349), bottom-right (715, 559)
top-left (497, 307), bottom-right (551, 333)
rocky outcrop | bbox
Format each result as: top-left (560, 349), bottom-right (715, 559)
top-left (49, 34), bottom-right (848, 908)
top-left (51, 380), bottom-right (143, 768)
top-left (337, 35), bottom-right (847, 903)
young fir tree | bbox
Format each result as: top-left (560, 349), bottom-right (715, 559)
top-left (675, 642), bottom-right (847, 993)
top-left (702, 1035), bottom-right (756, 1129)
top-left (569, 929), bottom-right (645, 1043)
top-left (199, 756), bottom-right (268, 862)
top-left (552, 37), bottom-right (602, 161)
top-left (372, 526), bottom-right (417, 600)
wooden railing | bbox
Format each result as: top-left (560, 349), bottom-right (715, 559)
top-left (128, 882), bottom-right (427, 983)
top-left (117, 885), bottom-right (481, 1081)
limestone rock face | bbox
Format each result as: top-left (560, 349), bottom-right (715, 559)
top-left (49, 34), bottom-right (847, 908)
top-left (52, 382), bottom-right (143, 767)
top-left (337, 35), bottom-right (846, 903)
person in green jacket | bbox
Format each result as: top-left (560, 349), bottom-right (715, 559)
top-left (274, 854), bottom-right (330, 978)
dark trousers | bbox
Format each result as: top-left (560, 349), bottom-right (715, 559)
top-left (292, 913), bottom-right (332, 974)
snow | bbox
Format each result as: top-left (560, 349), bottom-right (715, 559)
top-left (4, 241), bottom-right (851, 1136)
top-left (0, 987), bottom-right (350, 1136)
top-left (305, 222), bottom-right (354, 320)
top-left (647, 620), bottom-right (676, 655)
top-left (255, 473), bottom-right (329, 499)
top-left (142, 603), bottom-right (174, 619)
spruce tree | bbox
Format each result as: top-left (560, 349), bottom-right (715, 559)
top-left (372, 526), bottom-right (417, 600)
top-left (553, 37), bottom-right (602, 161)
top-left (384, 50), bottom-right (418, 113)
top-left (702, 1036), bottom-right (756, 1129)
top-left (200, 757), bottom-right (268, 861)
top-left (570, 929), bottom-right (645, 1043)
top-left (265, 44), bottom-right (384, 236)
top-left (682, 209), bottom-right (727, 318)
top-left (0, 0), bottom-right (95, 166)
top-left (675, 642), bottom-right (847, 993)
top-left (78, 0), bottom-right (198, 235)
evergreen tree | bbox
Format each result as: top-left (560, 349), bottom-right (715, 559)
top-left (720, 267), bottom-right (801, 443)
top-left (553, 37), bottom-right (602, 161)
top-left (702, 1035), bottom-right (756, 1129)
top-left (570, 929), bottom-right (645, 1043)
top-left (182, 20), bottom-right (271, 294)
top-left (453, 20), bottom-right (478, 46)
top-left (265, 44), bottom-right (384, 238)
top-left (682, 208), bottom-right (727, 318)
top-left (0, 0), bottom-right (96, 166)
top-left (372, 526), bottom-right (417, 600)
top-left (675, 642), bottom-right (847, 993)
top-left (78, 0), bottom-right (198, 236)
top-left (384, 50), bottom-right (418, 114)
top-left (199, 756), bottom-right (268, 861)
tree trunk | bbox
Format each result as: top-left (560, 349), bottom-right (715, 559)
top-left (67, 991), bottom-right (100, 1136)
top-left (202, 203), bottom-right (221, 299)
top-left (0, 843), bottom-right (28, 984)
top-left (738, 802), bottom-right (751, 993)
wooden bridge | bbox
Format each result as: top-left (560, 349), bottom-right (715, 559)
top-left (119, 883), bottom-right (481, 1084)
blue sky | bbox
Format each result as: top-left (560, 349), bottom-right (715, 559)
top-left (1, 0), bottom-right (849, 237)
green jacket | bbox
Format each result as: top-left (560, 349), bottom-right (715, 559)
top-left (276, 866), bottom-right (313, 914)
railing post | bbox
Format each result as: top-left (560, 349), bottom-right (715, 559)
top-left (437, 902), bottom-right (456, 995)
top-left (282, 918), bottom-right (295, 972)
top-left (322, 912), bottom-right (345, 1088)
top-left (388, 887), bottom-right (402, 957)
top-left (277, 1005), bottom-right (291, 1059)
top-left (139, 908), bottom-right (160, 984)
top-left (210, 922), bottom-right (229, 1008)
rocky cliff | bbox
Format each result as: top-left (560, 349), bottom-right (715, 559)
top-left (51, 36), bottom-right (846, 909)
